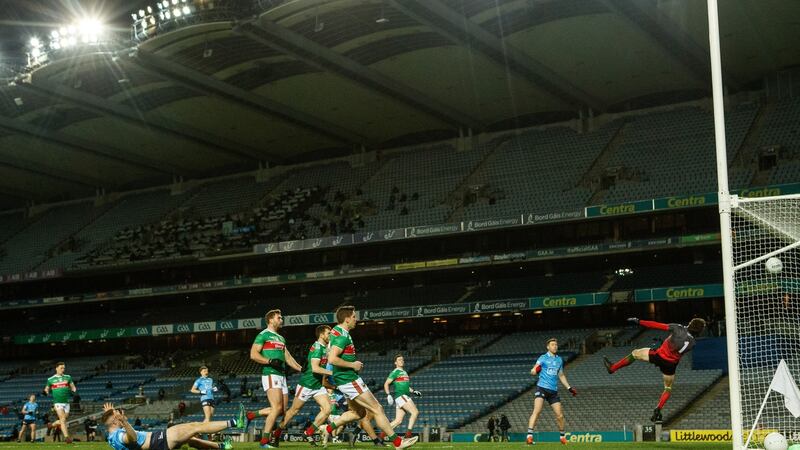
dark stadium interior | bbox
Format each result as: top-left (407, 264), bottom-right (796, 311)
top-left (0, 0), bottom-right (799, 444)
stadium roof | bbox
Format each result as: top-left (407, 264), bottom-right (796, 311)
top-left (0, 0), bottom-right (798, 209)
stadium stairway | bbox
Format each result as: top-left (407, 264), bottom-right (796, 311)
top-left (666, 376), bottom-right (731, 430)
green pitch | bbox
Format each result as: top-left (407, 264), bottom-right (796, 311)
top-left (0, 443), bottom-right (733, 450)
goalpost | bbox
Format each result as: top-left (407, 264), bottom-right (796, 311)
top-left (708, 1), bottom-right (800, 448)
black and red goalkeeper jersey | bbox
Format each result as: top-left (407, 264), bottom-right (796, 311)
top-left (640, 320), bottom-right (696, 363)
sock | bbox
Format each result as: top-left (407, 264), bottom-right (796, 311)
top-left (388, 434), bottom-right (400, 447)
top-left (305, 424), bottom-right (318, 436)
top-left (527, 428), bottom-right (534, 436)
top-left (657, 387), bottom-right (672, 409)
top-left (610, 354), bottom-right (636, 373)
top-left (326, 424), bottom-right (335, 434)
top-left (227, 418), bottom-right (237, 428)
top-left (405, 430), bottom-right (412, 437)
top-left (273, 428), bottom-right (283, 438)
top-left (259, 437), bottom-right (269, 445)
top-left (246, 411), bottom-right (257, 421)
top-left (560, 432), bottom-right (565, 437)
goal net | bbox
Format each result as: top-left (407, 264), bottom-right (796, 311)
top-left (730, 194), bottom-right (800, 448)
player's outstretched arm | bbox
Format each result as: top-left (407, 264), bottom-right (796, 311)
top-left (284, 347), bottom-right (302, 372)
top-left (636, 319), bottom-right (669, 331)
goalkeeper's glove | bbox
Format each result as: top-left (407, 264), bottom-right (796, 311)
top-left (627, 317), bottom-right (640, 326)
top-left (212, 386), bottom-right (218, 392)
top-left (386, 395), bottom-right (394, 406)
top-left (411, 390), bottom-right (422, 398)
top-left (568, 387), bottom-right (578, 397)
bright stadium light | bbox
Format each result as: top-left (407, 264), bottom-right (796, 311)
top-left (139, 9), bottom-right (145, 18)
top-left (164, 11), bottom-right (171, 19)
top-left (173, 8), bottom-right (182, 17)
top-left (29, 37), bottom-right (40, 48)
top-left (146, 6), bottom-right (153, 14)
top-left (171, 0), bottom-right (178, 5)
top-left (182, 6), bottom-right (190, 15)
top-left (163, 1), bottom-right (169, 8)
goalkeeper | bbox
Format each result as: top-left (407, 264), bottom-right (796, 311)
top-left (384, 355), bottom-right (422, 439)
top-left (604, 317), bottom-right (706, 423)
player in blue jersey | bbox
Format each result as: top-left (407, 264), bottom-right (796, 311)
top-left (526, 338), bottom-right (577, 446)
top-left (101, 402), bottom-right (242, 450)
top-left (18, 394), bottom-right (38, 442)
top-left (191, 366), bottom-right (217, 423)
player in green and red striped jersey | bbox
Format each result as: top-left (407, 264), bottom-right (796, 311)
top-left (384, 355), bottom-right (421, 438)
top-left (247, 309), bottom-right (302, 448)
top-left (324, 306), bottom-right (417, 449)
top-left (272, 325), bottom-right (333, 446)
top-left (44, 362), bottom-right (77, 444)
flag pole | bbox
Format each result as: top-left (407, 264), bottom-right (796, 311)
top-left (743, 388), bottom-right (771, 449)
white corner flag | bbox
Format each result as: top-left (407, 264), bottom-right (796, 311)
top-left (770, 360), bottom-right (800, 418)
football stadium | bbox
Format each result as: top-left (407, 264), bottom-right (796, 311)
top-left (0, 0), bottom-right (798, 449)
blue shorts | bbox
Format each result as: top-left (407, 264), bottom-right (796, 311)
top-left (534, 386), bottom-right (561, 405)
top-left (201, 399), bottom-right (216, 408)
top-left (149, 429), bottom-right (168, 450)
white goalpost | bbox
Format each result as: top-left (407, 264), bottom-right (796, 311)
top-left (707, 1), bottom-right (800, 449)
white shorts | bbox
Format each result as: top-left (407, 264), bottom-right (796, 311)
top-left (54, 403), bottom-right (70, 414)
top-left (337, 377), bottom-right (370, 400)
top-left (295, 385), bottom-right (327, 403)
top-left (262, 374), bottom-right (289, 395)
top-left (329, 415), bottom-right (341, 425)
top-left (395, 395), bottom-right (413, 409)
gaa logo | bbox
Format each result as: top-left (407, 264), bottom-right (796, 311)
top-left (240, 319), bottom-right (257, 328)
top-left (219, 321), bottom-right (234, 330)
top-left (333, 236), bottom-right (344, 246)
top-left (136, 328), bottom-right (149, 336)
top-left (176, 324), bottom-right (191, 333)
top-left (312, 239), bottom-right (323, 248)
top-left (155, 325), bottom-right (170, 334)
top-left (312, 315), bottom-right (328, 324)
top-left (362, 233), bottom-right (374, 242)
top-left (287, 316), bottom-right (306, 326)
top-left (384, 230), bottom-right (396, 239)
top-left (197, 323), bottom-right (213, 331)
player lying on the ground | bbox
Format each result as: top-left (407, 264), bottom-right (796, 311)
top-left (385, 354), bottom-right (422, 439)
top-left (102, 402), bottom-right (244, 450)
top-left (526, 338), bottom-right (577, 446)
top-left (604, 317), bottom-right (706, 423)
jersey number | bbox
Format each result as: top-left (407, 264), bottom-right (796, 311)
top-left (678, 341), bottom-right (690, 354)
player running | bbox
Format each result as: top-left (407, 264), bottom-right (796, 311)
top-left (191, 366), bottom-right (217, 422)
top-left (101, 402), bottom-right (243, 450)
top-left (323, 306), bottom-right (417, 449)
top-left (44, 362), bottom-right (77, 444)
top-left (272, 325), bottom-right (334, 446)
top-left (248, 309), bottom-right (302, 448)
top-left (384, 355), bottom-right (421, 438)
top-left (526, 338), bottom-right (577, 446)
top-left (18, 394), bottom-right (38, 442)
top-left (604, 317), bottom-right (706, 423)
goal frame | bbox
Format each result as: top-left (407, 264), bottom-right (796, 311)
top-left (706, 0), bottom-right (744, 448)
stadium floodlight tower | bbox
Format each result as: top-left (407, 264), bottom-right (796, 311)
top-left (708, 1), bottom-right (800, 449)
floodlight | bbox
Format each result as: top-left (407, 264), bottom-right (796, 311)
top-left (147, 6), bottom-right (153, 13)
top-left (29, 37), bottom-right (40, 48)
top-left (173, 8), bottom-right (182, 17)
top-left (182, 6), bottom-right (190, 15)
